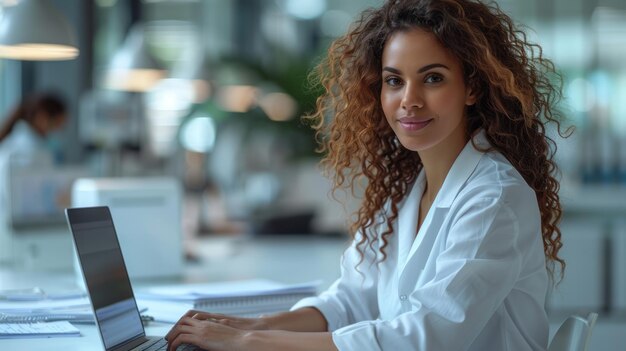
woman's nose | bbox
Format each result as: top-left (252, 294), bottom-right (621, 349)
top-left (401, 84), bottom-right (425, 110)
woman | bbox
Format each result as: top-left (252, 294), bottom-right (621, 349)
top-left (166, 0), bottom-right (566, 350)
top-left (0, 93), bottom-right (67, 258)
top-left (0, 93), bottom-right (66, 142)
top-left (0, 92), bottom-right (67, 159)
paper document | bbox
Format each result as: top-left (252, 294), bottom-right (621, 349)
top-left (0, 295), bottom-right (94, 324)
top-left (0, 310), bottom-right (94, 324)
top-left (0, 321), bottom-right (80, 339)
top-left (136, 279), bottom-right (319, 301)
top-left (0, 297), bottom-right (91, 312)
top-left (0, 288), bottom-right (86, 301)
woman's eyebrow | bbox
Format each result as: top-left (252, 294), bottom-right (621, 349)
top-left (382, 66), bottom-right (402, 74)
top-left (417, 63), bottom-right (449, 73)
top-left (382, 63), bottom-right (450, 75)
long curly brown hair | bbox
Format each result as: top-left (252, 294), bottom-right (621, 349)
top-left (305, 0), bottom-right (569, 280)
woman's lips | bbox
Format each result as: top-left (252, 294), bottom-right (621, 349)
top-left (397, 117), bottom-right (433, 131)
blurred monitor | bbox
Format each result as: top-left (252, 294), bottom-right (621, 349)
top-left (7, 153), bottom-right (89, 230)
top-left (71, 177), bottom-right (184, 280)
top-left (79, 90), bottom-right (143, 148)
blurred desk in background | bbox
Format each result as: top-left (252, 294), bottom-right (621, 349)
top-left (0, 234), bottom-right (348, 295)
top-left (183, 235), bottom-right (347, 290)
top-left (551, 184), bottom-right (626, 314)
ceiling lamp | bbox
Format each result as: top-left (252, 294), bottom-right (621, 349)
top-left (104, 24), bottom-right (166, 92)
top-left (0, 0), bottom-right (79, 60)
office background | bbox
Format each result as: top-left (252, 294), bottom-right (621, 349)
top-left (0, 0), bottom-right (625, 349)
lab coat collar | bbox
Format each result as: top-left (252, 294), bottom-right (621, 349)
top-left (396, 129), bottom-right (489, 273)
top-left (434, 129), bottom-right (489, 208)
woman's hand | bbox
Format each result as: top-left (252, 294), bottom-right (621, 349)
top-left (166, 315), bottom-right (251, 351)
top-left (165, 310), bottom-right (337, 351)
top-left (168, 310), bottom-right (269, 333)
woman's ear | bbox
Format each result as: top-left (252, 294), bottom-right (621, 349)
top-left (465, 87), bottom-right (477, 106)
top-left (464, 69), bottom-right (478, 106)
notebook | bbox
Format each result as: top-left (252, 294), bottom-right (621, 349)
top-left (66, 206), bottom-right (199, 351)
top-left (136, 279), bottom-right (317, 323)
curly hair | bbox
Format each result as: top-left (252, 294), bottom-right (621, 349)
top-left (305, 0), bottom-right (568, 280)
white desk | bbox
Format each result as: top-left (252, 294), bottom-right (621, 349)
top-left (0, 322), bottom-right (174, 351)
top-left (0, 234), bottom-right (347, 351)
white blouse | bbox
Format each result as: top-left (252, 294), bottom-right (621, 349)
top-left (292, 130), bottom-right (549, 351)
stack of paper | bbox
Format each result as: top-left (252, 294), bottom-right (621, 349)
top-left (136, 279), bottom-right (318, 323)
top-left (0, 295), bottom-right (94, 324)
top-left (0, 321), bottom-right (80, 339)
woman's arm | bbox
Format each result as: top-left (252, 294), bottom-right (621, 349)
top-left (167, 307), bottom-right (328, 333)
top-left (166, 313), bottom-right (338, 351)
top-left (242, 330), bottom-right (337, 351)
top-left (261, 307), bottom-right (329, 331)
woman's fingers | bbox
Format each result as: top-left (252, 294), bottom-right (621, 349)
top-left (166, 310), bottom-right (261, 342)
top-left (167, 332), bottom-right (204, 351)
top-left (192, 312), bottom-right (230, 321)
top-left (166, 310), bottom-right (201, 340)
top-left (166, 324), bottom-right (199, 351)
top-left (192, 313), bottom-right (262, 330)
top-left (168, 317), bottom-right (223, 341)
top-left (166, 318), bottom-right (245, 351)
top-left (182, 316), bottom-right (207, 327)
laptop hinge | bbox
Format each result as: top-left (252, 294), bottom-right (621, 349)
top-left (111, 335), bottom-right (150, 351)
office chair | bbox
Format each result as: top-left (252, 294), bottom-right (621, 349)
top-left (548, 312), bottom-right (598, 351)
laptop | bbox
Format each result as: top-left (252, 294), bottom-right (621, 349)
top-left (66, 206), bottom-right (198, 351)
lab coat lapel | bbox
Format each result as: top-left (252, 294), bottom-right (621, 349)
top-left (398, 130), bottom-right (488, 277)
top-left (398, 198), bottom-right (447, 277)
top-left (397, 171), bottom-right (425, 269)
top-left (435, 129), bottom-right (489, 208)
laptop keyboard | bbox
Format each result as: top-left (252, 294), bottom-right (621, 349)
top-left (132, 338), bottom-right (202, 351)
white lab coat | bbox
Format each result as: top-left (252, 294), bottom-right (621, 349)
top-left (0, 121), bottom-right (51, 221)
top-left (292, 130), bottom-right (549, 350)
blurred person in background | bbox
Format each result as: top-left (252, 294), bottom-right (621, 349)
top-left (0, 92), bottom-right (67, 151)
top-left (0, 92), bottom-right (68, 224)
top-left (165, 0), bottom-right (568, 350)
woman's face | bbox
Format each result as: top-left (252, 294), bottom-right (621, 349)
top-left (380, 28), bottom-right (475, 154)
top-left (32, 111), bottom-right (66, 136)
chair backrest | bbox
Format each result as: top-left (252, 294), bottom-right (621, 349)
top-left (548, 312), bottom-right (598, 351)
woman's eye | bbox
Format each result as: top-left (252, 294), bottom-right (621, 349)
top-left (384, 76), bottom-right (402, 87)
top-left (425, 74), bottom-right (443, 84)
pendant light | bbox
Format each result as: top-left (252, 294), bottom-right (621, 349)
top-left (0, 0), bottom-right (79, 60)
top-left (104, 23), bottom-right (166, 92)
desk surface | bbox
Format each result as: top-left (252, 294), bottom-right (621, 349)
top-left (2, 234), bottom-right (626, 350)
top-left (0, 322), bottom-right (174, 351)
top-left (0, 235), bottom-right (347, 351)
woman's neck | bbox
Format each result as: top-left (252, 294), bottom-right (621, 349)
top-left (418, 125), bottom-right (469, 204)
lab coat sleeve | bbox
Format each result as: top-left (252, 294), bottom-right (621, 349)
top-left (291, 231), bottom-right (380, 331)
top-left (330, 195), bottom-right (531, 351)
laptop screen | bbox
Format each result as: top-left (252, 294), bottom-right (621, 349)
top-left (67, 207), bottom-right (145, 350)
